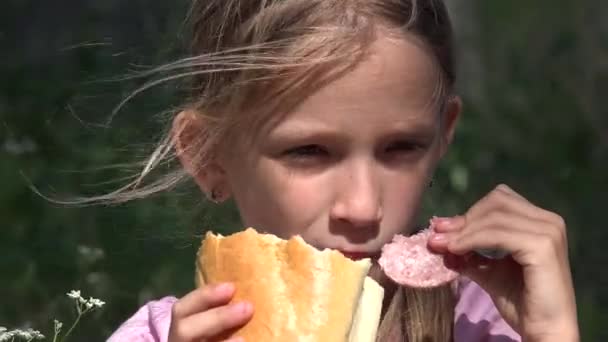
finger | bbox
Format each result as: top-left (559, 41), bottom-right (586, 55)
top-left (459, 209), bottom-right (567, 260)
top-left (448, 225), bottom-right (538, 258)
top-left (461, 211), bottom-right (546, 238)
top-left (427, 230), bottom-right (454, 252)
top-left (172, 301), bottom-right (254, 340)
top-left (432, 185), bottom-right (543, 233)
top-left (495, 184), bottom-right (567, 228)
top-left (431, 209), bottom-right (558, 257)
top-left (446, 222), bottom-right (569, 290)
top-left (429, 230), bottom-right (511, 260)
top-left (222, 338), bottom-right (245, 342)
top-left (430, 210), bottom-right (533, 250)
top-left (172, 283), bottom-right (235, 319)
top-left (495, 184), bottom-right (528, 202)
top-left (431, 215), bottom-right (466, 233)
top-left (447, 215), bottom-right (536, 255)
top-left (466, 185), bottom-right (557, 224)
top-left (446, 224), bottom-right (560, 268)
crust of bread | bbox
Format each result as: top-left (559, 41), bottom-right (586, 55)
top-left (195, 228), bottom-right (373, 341)
top-left (348, 277), bottom-right (384, 342)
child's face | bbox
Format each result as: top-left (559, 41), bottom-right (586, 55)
top-left (208, 33), bottom-right (459, 259)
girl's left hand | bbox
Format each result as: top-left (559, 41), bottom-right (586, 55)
top-left (428, 184), bottom-right (579, 342)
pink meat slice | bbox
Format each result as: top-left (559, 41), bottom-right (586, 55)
top-left (378, 228), bottom-right (459, 288)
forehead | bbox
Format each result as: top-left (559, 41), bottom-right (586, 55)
top-left (225, 32), bottom-right (442, 154)
top-left (273, 33), bottom-right (442, 131)
top-left (324, 33), bottom-right (437, 102)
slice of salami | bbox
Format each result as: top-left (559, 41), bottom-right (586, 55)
top-left (378, 227), bottom-right (458, 288)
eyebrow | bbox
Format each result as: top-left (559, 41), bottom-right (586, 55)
top-left (384, 122), bottom-right (438, 140)
top-left (267, 124), bottom-right (349, 144)
top-left (267, 120), bottom-right (437, 143)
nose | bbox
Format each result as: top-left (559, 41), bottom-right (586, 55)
top-left (330, 163), bottom-right (383, 228)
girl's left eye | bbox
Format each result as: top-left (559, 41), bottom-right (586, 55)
top-left (385, 140), bottom-right (424, 153)
top-left (283, 144), bottom-right (329, 158)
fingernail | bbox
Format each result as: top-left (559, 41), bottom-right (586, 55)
top-left (432, 216), bottom-right (450, 221)
top-left (430, 233), bottom-right (448, 243)
top-left (431, 216), bottom-right (458, 230)
top-left (215, 283), bottom-right (234, 294)
top-left (231, 302), bottom-right (253, 316)
top-left (431, 216), bottom-right (451, 225)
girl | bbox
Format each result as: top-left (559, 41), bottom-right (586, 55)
top-left (107, 0), bottom-right (578, 341)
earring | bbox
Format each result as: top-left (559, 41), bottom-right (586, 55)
top-left (209, 188), bottom-right (222, 203)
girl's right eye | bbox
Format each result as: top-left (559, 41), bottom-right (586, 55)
top-left (282, 144), bottom-right (329, 160)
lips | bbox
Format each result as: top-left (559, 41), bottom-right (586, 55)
top-left (338, 250), bottom-right (381, 261)
top-left (309, 242), bottom-right (381, 261)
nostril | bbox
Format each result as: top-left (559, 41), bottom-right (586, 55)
top-left (330, 204), bottom-right (382, 227)
top-left (329, 216), bottom-right (381, 244)
top-left (337, 217), bottom-right (380, 229)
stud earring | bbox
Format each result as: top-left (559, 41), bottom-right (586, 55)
top-left (209, 188), bottom-right (222, 203)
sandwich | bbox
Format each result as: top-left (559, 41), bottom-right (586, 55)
top-left (195, 227), bottom-right (385, 341)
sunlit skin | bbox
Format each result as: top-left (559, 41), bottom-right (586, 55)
top-left (218, 34), bottom-right (456, 265)
top-left (169, 32), bottom-right (579, 342)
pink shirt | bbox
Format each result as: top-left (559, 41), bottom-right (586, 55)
top-left (107, 277), bottom-right (520, 341)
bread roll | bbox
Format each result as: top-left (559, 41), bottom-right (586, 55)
top-left (195, 228), bottom-right (384, 341)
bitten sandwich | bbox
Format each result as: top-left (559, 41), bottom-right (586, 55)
top-left (195, 228), bottom-right (385, 341)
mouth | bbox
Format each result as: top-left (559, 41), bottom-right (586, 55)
top-left (338, 250), bottom-right (381, 261)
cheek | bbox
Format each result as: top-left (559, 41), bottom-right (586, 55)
top-left (229, 160), bottom-right (330, 238)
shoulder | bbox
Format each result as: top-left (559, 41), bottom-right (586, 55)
top-left (453, 277), bottom-right (521, 342)
top-left (107, 296), bottom-right (178, 342)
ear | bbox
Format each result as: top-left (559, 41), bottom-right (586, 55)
top-left (172, 110), bottom-right (231, 201)
top-left (439, 95), bottom-right (462, 157)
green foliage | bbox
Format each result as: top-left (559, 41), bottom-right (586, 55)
top-left (1, 1), bottom-right (606, 341)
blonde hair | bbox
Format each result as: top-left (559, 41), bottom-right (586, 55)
top-left (88, 0), bottom-right (458, 340)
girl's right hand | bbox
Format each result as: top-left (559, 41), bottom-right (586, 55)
top-left (168, 283), bottom-right (254, 342)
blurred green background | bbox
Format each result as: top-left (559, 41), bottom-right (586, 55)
top-left (1, 1), bottom-right (606, 341)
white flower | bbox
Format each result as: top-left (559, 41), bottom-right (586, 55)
top-left (0, 328), bottom-right (44, 341)
top-left (22, 329), bottom-right (44, 340)
top-left (67, 289), bottom-right (106, 312)
top-left (88, 298), bottom-right (106, 308)
top-left (0, 328), bottom-right (12, 342)
top-left (0, 331), bottom-right (14, 342)
top-left (15, 329), bottom-right (30, 339)
top-left (67, 290), bottom-right (81, 299)
top-left (33, 331), bottom-right (45, 340)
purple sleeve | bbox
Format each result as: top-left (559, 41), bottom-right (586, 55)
top-left (453, 277), bottom-right (521, 342)
top-left (106, 296), bottom-right (178, 342)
